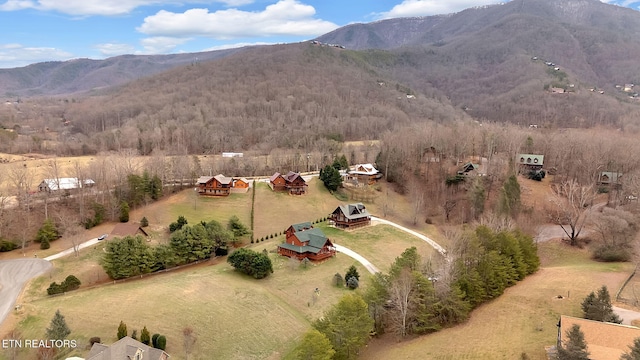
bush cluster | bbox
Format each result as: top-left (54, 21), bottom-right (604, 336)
top-left (47, 275), bottom-right (81, 295)
top-left (227, 248), bottom-right (273, 279)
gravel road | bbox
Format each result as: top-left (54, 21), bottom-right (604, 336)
top-left (0, 259), bottom-right (52, 325)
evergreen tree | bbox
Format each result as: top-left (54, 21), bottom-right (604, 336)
top-left (314, 293), bottom-right (373, 360)
top-left (119, 201), bottom-right (130, 222)
top-left (131, 330), bottom-right (138, 340)
top-left (497, 175), bottom-right (521, 217)
top-left (140, 326), bottom-right (151, 345)
top-left (333, 273), bottom-right (344, 287)
top-left (291, 329), bottom-right (335, 360)
top-left (117, 321), bottom-right (127, 340)
top-left (227, 215), bottom-right (250, 238)
top-left (345, 265), bottom-right (360, 283)
top-left (140, 217), bottom-right (149, 227)
top-left (319, 165), bottom-right (342, 191)
top-left (621, 337), bottom-right (640, 360)
top-left (156, 335), bottom-right (167, 350)
top-left (36, 218), bottom-right (58, 246)
top-left (46, 310), bottom-right (71, 340)
top-left (581, 285), bottom-right (622, 323)
top-left (469, 177), bottom-right (486, 219)
top-left (557, 324), bottom-right (590, 360)
top-left (346, 277), bottom-right (359, 290)
top-left (152, 334), bottom-right (160, 348)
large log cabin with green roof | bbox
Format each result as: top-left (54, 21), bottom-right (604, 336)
top-left (277, 222), bottom-right (336, 261)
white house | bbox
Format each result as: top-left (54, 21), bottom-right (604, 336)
top-left (38, 178), bottom-right (95, 192)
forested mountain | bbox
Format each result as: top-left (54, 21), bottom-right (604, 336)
top-left (0, 48), bottom-right (241, 97)
top-left (3, 0), bottom-right (640, 156)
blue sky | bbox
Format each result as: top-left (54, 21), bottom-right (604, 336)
top-left (0, 0), bottom-right (637, 69)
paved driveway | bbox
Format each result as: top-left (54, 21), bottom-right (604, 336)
top-left (334, 244), bottom-right (380, 274)
top-left (0, 259), bottom-right (52, 325)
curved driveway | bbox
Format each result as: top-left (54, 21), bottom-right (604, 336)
top-left (334, 244), bottom-right (380, 274)
top-left (371, 216), bottom-right (448, 257)
top-left (0, 259), bottom-right (52, 325)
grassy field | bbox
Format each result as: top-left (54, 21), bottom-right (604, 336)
top-left (1, 176), bottom-right (446, 360)
top-left (358, 239), bottom-right (635, 360)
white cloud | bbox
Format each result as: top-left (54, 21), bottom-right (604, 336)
top-left (378, 0), bottom-right (507, 19)
top-left (0, 0), bottom-right (255, 16)
top-left (139, 36), bottom-right (192, 54)
top-left (94, 43), bottom-right (137, 57)
top-left (0, 43), bottom-right (73, 68)
top-left (137, 0), bottom-right (338, 38)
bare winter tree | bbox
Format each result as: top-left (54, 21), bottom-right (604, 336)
top-left (387, 268), bottom-right (415, 338)
top-left (548, 179), bottom-right (597, 246)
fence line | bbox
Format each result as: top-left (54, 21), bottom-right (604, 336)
top-left (616, 264), bottom-right (638, 303)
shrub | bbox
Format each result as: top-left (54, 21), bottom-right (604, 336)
top-left (169, 216), bottom-right (188, 233)
top-left (140, 326), bottom-right (151, 345)
top-left (346, 277), bottom-right (359, 289)
top-left (89, 337), bottom-right (101, 347)
top-left (62, 275), bottom-right (81, 291)
top-left (593, 245), bottom-right (631, 262)
top-left (152, 334), bottom-right (160, 348)
top-left (47, 282), bottom-right (64, 295)
top-left (40, 238), bottom-right (50, 250)
top-left (140, 217), bottom-right (149, 227)
top-left (0, 240), bottom-right (18, 252)
top-left (156, 335), bottom-right (166, 350)
top-left (333, 273), bottom-right (344, 287)
top-left (131, 330), bottom-right (138, 340)
top-left (227, 248), bottom-right (274, 279)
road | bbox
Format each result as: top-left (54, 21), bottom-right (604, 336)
top-left (371, 216), bottom-right (448, 257)
top-left (334, 244), bottom-right (380, 274)
top-left (0, 259), bottom-right (52, 326)
top-left (44, 237), bottom-right (101, 261)
top-left (613, 306), bottom-right (640, 326)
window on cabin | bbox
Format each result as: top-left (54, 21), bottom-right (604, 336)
top-left (527, 158), bottom-right (532, 163)
top-left (520, 157), bottom-right (525, 163)
top-left (534, 158), bottom-right (538, 163)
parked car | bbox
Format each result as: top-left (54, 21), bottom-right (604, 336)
top-left (98, 234), bottom-right (108, 241)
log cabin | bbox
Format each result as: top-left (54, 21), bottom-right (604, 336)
top-left (197, 174), bottom-right (233, 196)
top-left (278, 222), bottom-right (336, 261)
top-left (330, 203), bottom-right (371, 229)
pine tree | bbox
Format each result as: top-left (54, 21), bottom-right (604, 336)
top-left (621, 337), bottom-right (640, 360)
top-left (140, 326), bottom-right (151, 345)
top-left (581, 285), bottom-right (622, 323)
top-left (117, 321), bottom-right (127, 340)
top-left (345, 265), bottom-right (360, 283)
top-left (45, 310), bottom-right (71, 340)
top-left (557, 324), bottom-right (589, 360)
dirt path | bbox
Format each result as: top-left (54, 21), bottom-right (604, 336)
top-left (0, 259), bottom-right (52, 326)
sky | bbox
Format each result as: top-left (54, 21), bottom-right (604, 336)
top-left (0, 0), bottom-right (637, 69)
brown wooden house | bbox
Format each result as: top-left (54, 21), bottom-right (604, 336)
top-left (278, 222), bottom-right (336, 261)
top-left (231, 177), bottom-right (251, 193)
top-left (330, 203), bottom-right (371, 229)
top-left (270, 171), bottom-right (307, 194)
top-left (197, 174), bottom-right (233, 196)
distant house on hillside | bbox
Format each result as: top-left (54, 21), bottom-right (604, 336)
top-left (110, 222), bottom-right (148, 238)
top-left (330, 203), bottom-right (371, 229)
top-left (277, 222), bottom-right (336, 261)
top-left (87, 336), bottom-right (169, 360)
top-left (517, 154), bottom-right (544, 173)
top-left (37, 178), bottom-right (95, 192)
top-left (348, 163), bottom-right (382, 185)
top-left (557, 315), bottom-right (640, 360)
top-left (457, 162), bottom-right (480, 176)
top-left (269, 171), bottom-right (307, 194)
top-left (598, 171), bottom-right (623, 189)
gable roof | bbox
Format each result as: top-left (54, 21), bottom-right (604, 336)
top-left (213, 174), bottom-right (233, 185)
top-left (110, 223), bottom-right (148, 238)
top-left (197, 176), bottom-right (213, 184)
top-left (517, 154), bottom-right (544, 166)
top-left (284, 171), bottom-right (304, 183)
top-left (279, 227), bottom-right (331, 254)
top-left (334, 203), bottom-right (371, 220)
top-left (40, 178), bottom-right (95, 191)
top-left (349, 163), bottom-right (379, 176)
top-left (87, 336), bottom-right (169, 360)
top-left (600, 171), bottom-right (622, 183)
top-left (269, 172), bottom-right (283, 182)
top-left (559, 315), bottom-right (640, 360)
top-left (290, 222), bottom-right (313, 232)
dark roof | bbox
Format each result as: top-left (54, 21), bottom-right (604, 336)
top-left (284, 171), bottom-right (304, 183)
top-left (334, 203), bottom-right (370, 220)
top-left (87, 336), bottom-right (169, 360)
top-left (110, 223), bottom-right (148, 237)
top-left (290, 222), bottom-right (313, 232)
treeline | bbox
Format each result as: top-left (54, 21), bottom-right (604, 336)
top-left (101, 219), bottom-right (232, 279)
top-left (365, 226), bottom-right (539, 339)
